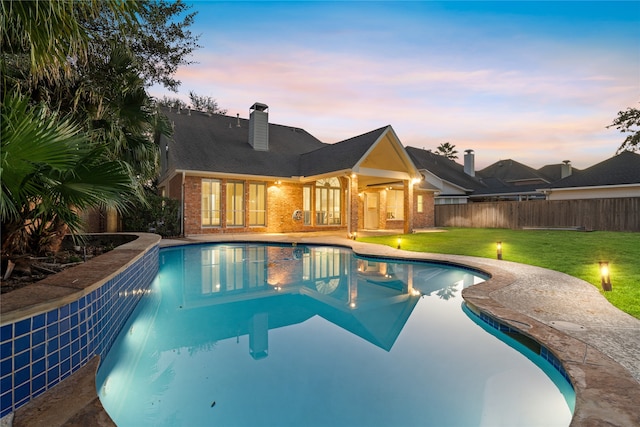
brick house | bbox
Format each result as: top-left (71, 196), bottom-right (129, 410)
top-left (158, 103), bottom-right (435, 236)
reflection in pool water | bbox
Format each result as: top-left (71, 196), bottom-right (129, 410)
top-left (97, 244), bottom-right (574, 426)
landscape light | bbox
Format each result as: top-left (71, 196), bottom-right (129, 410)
top-left (496, 242), bottom-right (503, 260)
top-left (599, 262), bottom-right (612, 291)
top-left (397, 237), bottom-right (402, 249)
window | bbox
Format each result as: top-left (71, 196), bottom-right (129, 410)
top-left (417, 194), bottom-right (424, 213)
top-left (202, 179), bottom-right (221, 226)
top-left (249, 182), bottom-right (266, 226)
top-left (303, 185), bottom-right (312, 225)
top-left (386, 189), bottom-right (404, 220)
top-left (226, 181), bottom-right (244, 226)
top-left (315, 177), bottom-right (341, 225)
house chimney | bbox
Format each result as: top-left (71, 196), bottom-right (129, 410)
top-left (464, 149), bottom-right (475, 177)
top-left (561, 160), bottom-right (572, 179)
top-left (249, 103), bottom-right (269, 151)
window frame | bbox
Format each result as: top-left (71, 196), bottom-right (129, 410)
top-left (226, 181), bottom-right (245, 227)
top-left (386, 189), bottom-right (404, 220)
top-left (249, 182), bottom-right (267, 226)
top-left (315, 178), bottom-right (342, 226)
top-left (201, 178), bottom-right (221, 227)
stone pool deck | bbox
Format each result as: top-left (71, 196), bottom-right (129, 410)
top-left (7, 231), bottom-right (640, 426)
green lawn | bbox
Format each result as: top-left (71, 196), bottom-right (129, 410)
top-left (359, 228), bottom-right (640, 319)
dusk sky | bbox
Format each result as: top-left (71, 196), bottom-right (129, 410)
top-left (149, 1), bottom-right (640, 170)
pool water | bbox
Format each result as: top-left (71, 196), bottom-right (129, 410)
top-left (97, 244), bottom-right (574, 426)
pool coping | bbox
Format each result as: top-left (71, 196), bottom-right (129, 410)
top-left (6, 232), bottom-right (640, 426)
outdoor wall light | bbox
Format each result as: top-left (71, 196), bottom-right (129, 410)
top-left (599, 261), bottom-right (612, 291)
top-left (496, 242), bottom-right (503, 260)
top-left (397, 237), bottom-right (402, 249)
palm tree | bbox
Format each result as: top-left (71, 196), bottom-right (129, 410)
top-left (1, 94), bottom-right (136, 255)
top-left (1, 1), bottom-right (171, 257)
top-left (435, 142), bottom-right (458, 160)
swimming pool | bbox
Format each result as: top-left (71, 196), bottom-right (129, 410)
top-left (97, 243), bottom-right (575, 426)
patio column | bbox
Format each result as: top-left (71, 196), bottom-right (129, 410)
top-left (403, 179), bottom-right (414, 234)
top-left (348, 174), bottom-right (359, 236)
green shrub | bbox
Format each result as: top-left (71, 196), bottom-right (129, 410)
top-left (122, 191), bottom-right (181, 237)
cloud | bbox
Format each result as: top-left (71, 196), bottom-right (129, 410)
top-left (151, 9), bottom-right (636, 171)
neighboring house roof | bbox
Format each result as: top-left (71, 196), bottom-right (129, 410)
top-left (477, 159), bottom-right (550, 185)
top-left (537, 163), bottom-right (580, 182)
top-left (405, 147), bottom-right (485, 193)
top-left (547, 151), bottom-right (640, 189)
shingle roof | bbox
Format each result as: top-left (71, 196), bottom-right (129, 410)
top-left (163, 108), bottom-right (327, 177)
top-left (405, 147), bottom-right (485, 191)
top-left (162, 109), bottom-right (395, 179)
top-left (299, 126), bottom-right (388, 176)
top-left (477, 159), bottom-right (550, 183)
top-left (548, 151), bottom-right (640, 188)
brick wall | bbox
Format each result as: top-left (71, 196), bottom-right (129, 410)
top-left (172, 174), bottom-right (434, 235)
top-left (413, 190), bottom-right (435, 229)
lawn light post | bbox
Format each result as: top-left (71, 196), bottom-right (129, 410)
top-left (496, 242), bottom-right (503, 260)
top-left (599, 261), bottom-right (612, 291)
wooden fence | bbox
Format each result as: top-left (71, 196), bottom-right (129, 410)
top-left (434, 198), bottom-right (640, 232)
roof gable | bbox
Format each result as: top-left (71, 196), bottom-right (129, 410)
top-left (478, 159), bottom-right (550, 184)
top-left (297, 126), bottom-right (421, 181)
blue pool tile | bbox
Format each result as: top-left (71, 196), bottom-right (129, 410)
top-left (71, 353), bottom-right (80, 369)
top-left (14, 350), bottom-right (30, 371)
top-left (47, 351), bottom-right (59, 367)
top-left (70, 327), bottom-right (79, 341)
top-left (1, 392), bottom-right (12, 417)
top-left (14, 366), bottom-right (30, 387)
top-left (47, 337), bottom-right (59, 354)
top-left (59, 331), bottom-right (70, 348)
top-left (32, 373), bottom-right (46, 394)
top-left (47, 366), bottom-right (60, 384)
top-left (0, 359), bottom-right (11, 378)
top-left (60, 359), bottom-right (71, 379)
top-left (70, 301), bottom-right (79, 314)
top-left (0, 324), bottom-right (12, 342)
top-left (32, 313), bottom-right (46, 330)
top-left (71, 339), bottom-right (80, 355)
top-left (46, 323), bottom-right (59, 339)
top-left (59, 317), bottom-right (70, 334)
top-left (60, 345), bottom-right (71, 362)
top-left (46, 309), bottom-right (59, 325)
top-left (0, 342), bottom-right (11, 360)
top-left (15, 318), bottom-right (31, 337)
top-left (32, 328), bottom-right (45, 346)
top-left (0, 375), bottom-right (12, 395)
top-left (14, 383), bottom-right (30, 406)
top-left (32, 343), bottom-right (46, 361)
top-left (14, 335), bottom-right (29, 354)
top-left (32, 359), bottom-right (45, 377)
top-left (60, 305), bottom-right (70, 319)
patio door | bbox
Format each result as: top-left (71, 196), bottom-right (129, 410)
top-left (364, 192), bottom-right (379, 229)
